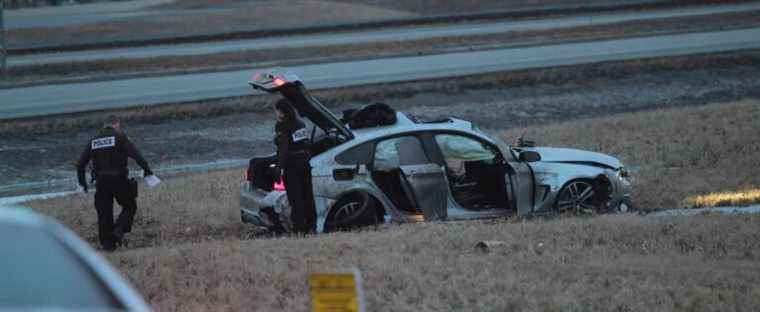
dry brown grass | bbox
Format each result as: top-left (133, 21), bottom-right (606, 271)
top-left (19, 98), bottom-right (760, 311)
top-left (499, 100), bottom-right (760, 210)
top-left (26, 170), bottom-right (249, 249)
top-left (7, 9), bottom-right (760, 86)
top-left (101, 214), bottom-right (760, 311)
top-left (685, 189), bottom-right (760, 208)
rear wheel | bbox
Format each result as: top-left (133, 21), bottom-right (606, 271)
top-left (325, 192), bottom-right (381, 232)
top-left (556, 179), bottom-right (599, 214)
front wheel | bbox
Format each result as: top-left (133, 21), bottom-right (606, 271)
top-left (555, 179), bottom-right (600, 214)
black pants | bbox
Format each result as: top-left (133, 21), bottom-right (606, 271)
top-left (283, 154), bottom-right (316, 234)
top-left (94, 177), bottom-right (137, 250)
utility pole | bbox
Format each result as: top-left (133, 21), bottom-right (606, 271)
top-left (0, 0), bottom-right (6, 78)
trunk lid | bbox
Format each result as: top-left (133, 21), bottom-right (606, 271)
top-left (249, 69), bottom-right (354, 140)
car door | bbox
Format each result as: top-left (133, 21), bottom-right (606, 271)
top-left (432, 131), bottom-right (516, 218)
top-left (505, 161), bottom-right (535, 216)
top-left (374, 135), bottom-right (448, 221)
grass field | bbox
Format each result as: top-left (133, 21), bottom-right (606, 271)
top-left (499, 100), bottom-right (760, 210)
top-left (20, 99), bottom-right (760, 310)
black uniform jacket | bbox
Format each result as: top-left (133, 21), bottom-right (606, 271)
top-left (76, 127), bottom-right (151, 186)
top-left (274, 118), bottom-right (310, 169)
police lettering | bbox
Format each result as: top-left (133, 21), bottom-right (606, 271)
top-left (91, 136), bottom-right (116, 150)
top-left (292, 128), bottom-right (308, 142)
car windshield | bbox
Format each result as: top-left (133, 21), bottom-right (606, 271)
top-left (485, 133), bottom-right (517, 161)
top-left (435, 134), bottom-right (495, 162)
top-left (0, 224), bottom-right (123, 310)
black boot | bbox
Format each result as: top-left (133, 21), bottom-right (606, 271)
top-left (112, 227), bottom-right (124, 248)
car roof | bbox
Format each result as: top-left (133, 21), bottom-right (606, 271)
top-left (348, 112), bottom-right (491, 143)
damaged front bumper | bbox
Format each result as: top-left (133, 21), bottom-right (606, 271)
top-left (605, 168), bottom-right (633, 212)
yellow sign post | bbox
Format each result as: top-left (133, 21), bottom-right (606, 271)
top-left (309, 269), bottom-right (365, 312)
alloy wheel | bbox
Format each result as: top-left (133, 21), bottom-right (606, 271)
top-left (556, 180), bottom-right (597, 214)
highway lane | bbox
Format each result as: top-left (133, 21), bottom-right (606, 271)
top-left (9, 2), bottom-right (760, 67)
top-left (3, 27), bottom-right (760, 120)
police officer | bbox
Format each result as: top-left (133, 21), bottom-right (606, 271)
top-left (274, 98), bottom-right (316, 234)
top-left (76, 115), bottom-right (153, 251)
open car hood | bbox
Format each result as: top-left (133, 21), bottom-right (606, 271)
top-left (528, 147), bottom-right (622, 169)
top-left (249, 68), bottom-right (353, 140)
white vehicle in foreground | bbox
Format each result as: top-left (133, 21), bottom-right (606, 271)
top-left (0, 208), bottom-right (150, 311)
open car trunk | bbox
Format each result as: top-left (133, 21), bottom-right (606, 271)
top-left (249, 69), bottom-right (353, 142)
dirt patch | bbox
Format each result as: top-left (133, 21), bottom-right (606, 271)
top-left (7, 9), bottom-right (760, 86)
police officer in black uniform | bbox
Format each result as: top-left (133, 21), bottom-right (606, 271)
top-left (274, 98), bottom-right (317, 234)
top-left (76, 116), bottom-right (153, 251)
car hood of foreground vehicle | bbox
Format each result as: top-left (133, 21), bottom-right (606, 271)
top-left (526, 147), bottom-right (623, 169)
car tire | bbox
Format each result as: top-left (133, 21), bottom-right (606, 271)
top-left (325, 192), bottom-right (379, 232)
top-left (555, 179), bottom-right (602, 214)
top-left (616, 197), bottom-right (637, 214)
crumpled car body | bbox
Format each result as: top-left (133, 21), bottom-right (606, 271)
top-left (241, 68), bottom-right (633, 233)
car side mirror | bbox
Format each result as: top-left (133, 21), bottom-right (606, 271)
top-left (519, 151), bottom-right (541, 162)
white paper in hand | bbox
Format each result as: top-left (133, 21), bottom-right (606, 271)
top-left (145, 175), bottom-right (162, 188)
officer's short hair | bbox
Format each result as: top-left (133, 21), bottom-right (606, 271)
top-left (104, 115), bottom-right (120, 126)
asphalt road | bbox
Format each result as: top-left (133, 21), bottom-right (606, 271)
top-left (10, 2), bottom-right (760, 67)
top-left (3, 27), bottom-right (760, 119)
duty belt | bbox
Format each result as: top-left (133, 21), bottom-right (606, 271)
top-left (289, 150), bottom-right (309, 156)
top-left (96, 170), bottom-right (127, 176)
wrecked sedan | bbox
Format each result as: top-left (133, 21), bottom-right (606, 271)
top-left (241, 69), bottom-right (633, 233)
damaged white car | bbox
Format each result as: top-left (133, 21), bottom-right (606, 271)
top-left (241, 69), bottom-right (633, 233)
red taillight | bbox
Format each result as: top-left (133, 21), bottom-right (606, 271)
top-left (245, 169), bottom-right (251, 181)
top-left (273, 177), bottom-right (285, 191)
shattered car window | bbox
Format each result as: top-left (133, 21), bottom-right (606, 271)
top-left (435, 134), bottom-right (496, 162)
top-left (374, 136), bottom-right (428, 170)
